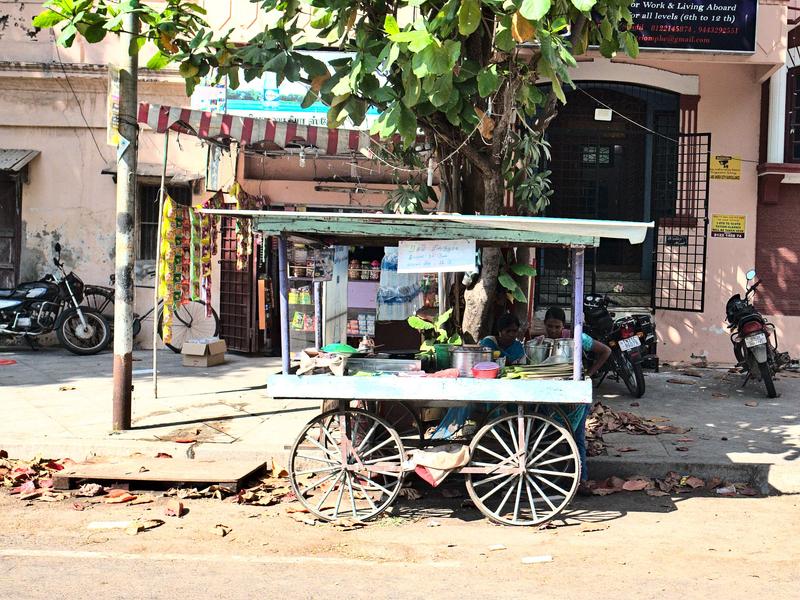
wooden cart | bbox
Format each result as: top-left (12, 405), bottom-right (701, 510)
top-left (203, 210), bottom-right (651, 526)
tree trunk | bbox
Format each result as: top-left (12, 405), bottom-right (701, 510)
top-left (462, 171), bottom-right (504, 342)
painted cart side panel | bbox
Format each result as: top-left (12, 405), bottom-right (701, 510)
top-left (267, 374), bottom-right (592, 404)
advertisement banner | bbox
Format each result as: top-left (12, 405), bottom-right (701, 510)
top-left (630, 0), bottom-right (757, 53)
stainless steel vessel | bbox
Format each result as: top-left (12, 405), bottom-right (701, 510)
top-left (451, 345), bottom-right (493, 377)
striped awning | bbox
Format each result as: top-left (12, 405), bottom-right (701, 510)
top-left (137, 103), bottom-right (375, 156)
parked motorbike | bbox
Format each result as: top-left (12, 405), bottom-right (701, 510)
top-left (583, 294), bottom-right (652, 398)
top-left (726, 269), bottom-right (788, 398)
top-left (0, 243), bottom-right (111, 355)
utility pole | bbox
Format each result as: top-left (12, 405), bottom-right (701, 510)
top-left (112, 12), bottom-right (139, 430)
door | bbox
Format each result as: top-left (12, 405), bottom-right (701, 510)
top-left (218, 216), bottom-right (257, 352)
top-left (0, 176), bottom-right (21, 289)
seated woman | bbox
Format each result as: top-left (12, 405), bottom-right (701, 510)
top-left (479, 313), bottom-right (526, 365)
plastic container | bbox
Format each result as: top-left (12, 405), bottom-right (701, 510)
top-left (472, 362), bottom-right (500, 379)
top-left (434, 343), bottom-right (453, 370)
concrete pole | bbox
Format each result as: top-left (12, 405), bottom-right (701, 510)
top-left (767, 65), bottom-right (788, 164)
top-left (112, 12), bottom-right (139, 430)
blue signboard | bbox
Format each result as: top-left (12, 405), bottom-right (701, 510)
top-left (629, 0), bottom-right (757, 53)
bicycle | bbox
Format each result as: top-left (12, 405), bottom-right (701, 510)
top-left (82, 270), bottom-right (219, 353)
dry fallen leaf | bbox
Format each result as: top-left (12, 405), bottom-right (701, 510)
top-left (622, 479), bottom-right (650, 492)
top-left (579, 524), bottom-right (610, 533)
top-left (675, 447), bottom-right (690, 452)
top-left (646, 489), bottom-right (670, 497)
top-left (744, 401), bottom-right (758, 407)
top-left (667, 379), bottom-right (696, 385)
top-left (58, 385), bottom-right (76, 391)
top-left (129, 494), bottom-right (155, 506)
top-left (125, 519), bottom-right (164, 536)
top-left (104, 490), bottom-right (137, 504)
top-left (212, 523), bottom-right (232, 537)
top-left (684, 476), bottom-right (705, 489)
top-left (616, 447), bottom-right (638, 453)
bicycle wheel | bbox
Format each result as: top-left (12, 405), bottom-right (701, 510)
top-left (157, 300), bottom-right (219, 353)
top-left (82, 287), bottom-right (114, 326)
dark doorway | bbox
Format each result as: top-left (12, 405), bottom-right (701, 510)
top-left (538, 83), bottom-right (680, 308)
top-left (0, 176), bottom-right (21, 289)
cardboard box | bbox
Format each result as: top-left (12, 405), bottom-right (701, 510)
top-left (182, 338), bottom-right (227, 367)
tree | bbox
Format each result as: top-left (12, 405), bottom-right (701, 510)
top-left (35, 0), bottom-right (640, 340)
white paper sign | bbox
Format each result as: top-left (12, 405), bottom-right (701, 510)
top-left (397, 239), bottom-right (476, 273)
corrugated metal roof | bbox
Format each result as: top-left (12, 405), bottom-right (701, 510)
top-left (101, 161), bottom-right (203, 183)
top-left (0, 149), bottom-right (40, 172)
top-left (200, 209), bottom-right (653, 248)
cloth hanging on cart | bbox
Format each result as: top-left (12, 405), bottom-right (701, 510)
top-left (376, 247), bottom-right (422, 321)
top-left (405, 444), bottom-right (471, 487)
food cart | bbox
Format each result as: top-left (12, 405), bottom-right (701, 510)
top-left (202, 210), bottom-right (651, 526)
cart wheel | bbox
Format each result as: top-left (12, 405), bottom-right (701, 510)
top-left (289, 408), bottom-right (406, 522)
top-left (320, 401), bottom-right (423, 444)
top-left (465, 413), bottom-right (580, 526)
top-left (528, 403), bottom-right (571, 429)
top-left (375, 401), bottom-right (423, 443)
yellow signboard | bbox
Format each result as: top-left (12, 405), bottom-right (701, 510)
top-left (710, 214), bottom-right (746, 239)
top-left (710, 155), bottom-right (741, 180)
top-left (107, 66), bottom-right (120, 146)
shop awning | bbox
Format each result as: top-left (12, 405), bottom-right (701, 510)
top-left (0, 149), bottom-right (39, 173)
top-left (137, 103), bottom-right (374, 156)
top-left (200, 210), bottom-right (654, 248)
top-left (101, 160), bottom-right (204, 184)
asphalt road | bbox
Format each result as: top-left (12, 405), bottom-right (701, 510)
top-left (0, 487), bottom-right (797, 599)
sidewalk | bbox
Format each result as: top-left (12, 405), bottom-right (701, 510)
top-left (2, 346), bottom-right (798, 493)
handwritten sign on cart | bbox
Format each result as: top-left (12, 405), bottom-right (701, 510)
top-left (398, 239), bottom-right (476, 273)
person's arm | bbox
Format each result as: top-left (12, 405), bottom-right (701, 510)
top-left (585, 338), bottom-right (611, 379)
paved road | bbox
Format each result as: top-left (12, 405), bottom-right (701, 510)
top-left (0, 487), bottom-right (798, 599)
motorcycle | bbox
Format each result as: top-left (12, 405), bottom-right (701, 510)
top-left (583, 294), bottom-right (651, 398)
top-left (726, 269), bottom-right (788, 398)
top-left (0, 243), bottom-right (111, 355)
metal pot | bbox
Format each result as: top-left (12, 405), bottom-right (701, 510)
top-left (551, 338), bottom-right (575, 362)
top-left (450, 345), bottom-right (493, 377)
top-left (525, 340), bottom-right (552, 365)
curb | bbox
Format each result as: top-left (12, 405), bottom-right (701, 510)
top-left (3, 439), bottom-right (787, 495)
top-left (588, 457), bottom-right (772, 494)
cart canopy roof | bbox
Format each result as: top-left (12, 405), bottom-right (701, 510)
top-left (200, 209), bottom-right (653, 248)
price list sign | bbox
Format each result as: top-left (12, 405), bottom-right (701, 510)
top-left (629, 0), bottom-right (757, 53)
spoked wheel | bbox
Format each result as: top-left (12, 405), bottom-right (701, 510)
top-left (158, 300), bottom-right (219, 353)
top-left (289, 408), bottom-right (406, 522)
top-left (56, 308), bottom-right (112, 355)
top-left (374, 401), bottom-right (423, 444)
top-left (321, 401), bottom-right (423, 444)
top-left (465, 413), bottom-right (580, 526)
top-left (528, 403), bottom-right (571, 429)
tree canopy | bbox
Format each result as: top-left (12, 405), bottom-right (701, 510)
top-left (35, 0), bottom-right (640, 338)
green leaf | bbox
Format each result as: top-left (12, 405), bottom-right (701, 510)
top-left (408, 315), bottom-right (434, 330)
top-left (128, 36), bottom-right (145, 56)
top-left (519, 0), bottom-right (551, 21)
top-left (429, 73), bottom-right (454, 108)
top-left (512, 285), bottom-right (527, 303)
top-left (384, 14), bottom-right (400, 35)
top-left (570, 0), bottom-right (597, 11)
top-left (477, 64), bottom-right (499, 98)
top-left (448, 334), bottom-right (463, 345)
top-left (184, 3), bottom-right (208, 15)
top-left (412, 45), bottom-right (451, 77)
top-left (56, 22), bottom-right (77, 47)
top-left (397, 104), bottom-right (418, 146)
top-left (300, 89), bottom-right (318, 109)
top-left (385, 43), bottom-right (400, 70)
top-left (32, 10), bottom-right (66, 29)
top-left (457, 0), bottom-right (481, 36)
top-left (434, 308), bottom-right (454, 330)
top-left (83, 23), bottom-right (107, 43)
top-left (600, 19), bottom-right (613, 41)
top-left (389, 29), bottom-right (432, 50)
top-left (624, 31), bottom-right (640, 58)
top-left (402, 70), bottom-right (422, 107)
top-left (146, 50), bottom-right (172, 70)
top-left (495, 23), bottom-right (515, 52)
top-left (509, 263), bottom-right (537, 277)
top-left (498, 272), bottom-right (517, 292)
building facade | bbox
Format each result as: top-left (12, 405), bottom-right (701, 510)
top-left (0, 1), bottom-right (795, 362)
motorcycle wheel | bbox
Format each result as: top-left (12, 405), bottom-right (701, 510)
top-left (56, 308), bottom-right (111, 355)
top-left (758, 361), bottom-right (777, 398)
top-left (617, 352), bottom-right (645, 398)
